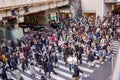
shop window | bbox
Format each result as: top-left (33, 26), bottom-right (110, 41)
top-left (48, 14), bottom-right (51, 19)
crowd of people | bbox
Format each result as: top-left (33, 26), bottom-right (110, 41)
top-left (0, 13), bottom-right (119, 80)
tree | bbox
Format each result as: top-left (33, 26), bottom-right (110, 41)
top-left (69, 0), bottom-right (82, 18)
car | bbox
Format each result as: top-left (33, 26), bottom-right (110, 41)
top-left (19, 23), bottom-right (30, 34)
top-left (33, 24), bottom-right (45, 31)
top-left (50, 23), bottom-right (60, 29)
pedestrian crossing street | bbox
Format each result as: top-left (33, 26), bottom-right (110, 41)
top-left (1, 40), bottom-right (119, 80)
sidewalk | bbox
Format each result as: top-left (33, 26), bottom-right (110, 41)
top-left (87, 60), bottom-right (112, 80)
top-left (87, 51), bottom-right (118, 80)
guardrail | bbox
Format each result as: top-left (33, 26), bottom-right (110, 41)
top-left (112, 41), bottom-right (120, 80)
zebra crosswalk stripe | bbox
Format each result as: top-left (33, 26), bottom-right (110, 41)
top-left (36, 66), bottom-right (66, 80)
top-left (82, 53), bottom-right (109, 61)
top-left (82, 56), bottom-right (104, 64)
top-left (82, 58), bottom-right (100, 68)
top-left (26, 70), bottom-right (41, 80)
top-left (10, 58), bottom-right (101, 80)
top-left (10, 40), bottom-right (120, 80)
top-left (58, 59), bottom-right (94, 73)
top-left (17, 65), bottom-right (40, 80)
top-left (12, 71), bottom-right (33, 80)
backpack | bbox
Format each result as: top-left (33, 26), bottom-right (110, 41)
top-left (1, 54), bottom-right (7, 62)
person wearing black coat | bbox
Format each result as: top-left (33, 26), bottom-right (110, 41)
top-left (37, 56), bottom-right (42, 72)
top-left (47, 61), bottom-right (57, 78)
top-left (63, 47), bottom-right (69, 66)
top-left (2, 45), bottom-right (9, 54)
top-left (1, 66), bottom-right (7, 80)
top-left (30, 40), bottom-right (34, 47)
top-left (73, 64), bottom-right (83, 78)
top-left (78, 46), bottom-right (84, 64)
top-left (42, 56), bottom-right (48, 75)
top-left (21, 59), bottom-right (26, 71)
top-left (58, 46), bottom-right (62, 54)
top-left (10, 58), bottom-right (17, 70)
top-left (42, 61), bottom-right (47, 75)
top-left (87, 52), bottom-right (94, 68)
top-left (11, 40), bottom-right (15, 49)
top-left (7, 58), bottom-right (12, 71)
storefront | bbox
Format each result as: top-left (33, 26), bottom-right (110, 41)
top-left (59, 6), bottom-right (71, 18)
top-left (112, 3), bottom-right (120, 14)
top-left (83, 13), bottom-right (96, 19)
top-left (24, 8), bottom-right (60, 25)
top-left (24, 11), bottom-right (46, 25)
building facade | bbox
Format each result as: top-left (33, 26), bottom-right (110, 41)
top-left (0, 0), bottom-right (120, 24)
top-left (0, 0), bottom-right (69, 25)
top-left (81, 0), bottom-right (120, 19)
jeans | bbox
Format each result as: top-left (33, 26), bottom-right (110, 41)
top-left (108, 52), bottom-right (112, 59)
top-left (68, 64), bottom-right (73, 71)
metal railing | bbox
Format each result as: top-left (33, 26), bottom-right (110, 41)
top-left (112, 41), bottom-right (120, 80)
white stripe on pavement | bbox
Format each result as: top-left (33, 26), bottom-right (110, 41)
top-left (58, 60), bottom-right (90, 78)
top-left (21, 73), bottom-right (33, 80)
top-left (12, 71), bottom-right (33, 80)
top-left (55, 68), bottom-right (72, 79)
top-left (82, 56), bottom-right (104, 65)
top-left (11, 76), bottom-right (16, 80)
top-left (58, 60), bottom-right (72, 72)
top-left (82, 53), bottom-right (108, 62)
top-left (79, 73), bottom-right (89, 78)
top-left (82, 59), bottom-right (100, 68)
top-left (18, 65), bottom-right (40, 80)
top-left (59, 59), bottom-right (94, 73)
top-left (26, 70), bottom-right (41, 80)
top-left (35, 65), bottom-right (67, 80)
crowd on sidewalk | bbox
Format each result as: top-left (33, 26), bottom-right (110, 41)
top-left (0, 13), bottom-right (119, 80)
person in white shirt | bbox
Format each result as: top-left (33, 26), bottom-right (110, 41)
top-left (6, 67), bottom-right (13, 80)
top-left (72, 55), bottom-right (77, 65)
top-left (30, 63), bottom-right (36, 78)
top-left (15, 68), bottom-right (22, 80)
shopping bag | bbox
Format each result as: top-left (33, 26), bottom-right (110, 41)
top-left (72, 75), bottom-right (78, 80)
top-left (72, 76), bottom-right (78, 80)
top-left (99, 57), bottom-right (103, 63)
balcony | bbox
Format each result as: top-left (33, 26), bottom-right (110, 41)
top-left (0, 0), bottom-right (68, 10)
top-left (105, 0), bottom-right (120, 3)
